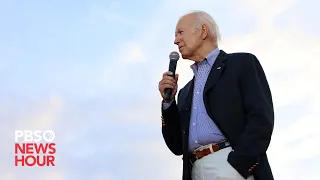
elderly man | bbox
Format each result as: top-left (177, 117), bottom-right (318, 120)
top-left (158, 11), bottom-right (274, 180)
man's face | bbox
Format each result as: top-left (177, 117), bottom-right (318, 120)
top-left (174, 15), bottom-right (202, 59)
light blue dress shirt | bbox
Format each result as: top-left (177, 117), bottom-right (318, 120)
top-left (163, 48), bottom-right (226, 152)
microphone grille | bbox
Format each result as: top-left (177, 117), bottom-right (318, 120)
top-left (169, 51), bottom-right (180, 61)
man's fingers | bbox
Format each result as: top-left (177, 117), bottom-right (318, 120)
top-left (160, 83), bottom-right (174, 90)
top-left (159, 77), bottom-right (176, 87)
top-left (163, 71), bottom-right (173, 77)
top-left (162, 78), bottom-right (176, 84)
top-left (162, 75), bottom-right (175, 82)
top-left (159, 72), bottom-right (178, 96)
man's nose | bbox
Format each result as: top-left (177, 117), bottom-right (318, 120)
top-left (174, 37), bottom-right (179, 45)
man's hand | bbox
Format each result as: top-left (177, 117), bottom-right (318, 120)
top-left (158, 71), bottom-right (179, 102)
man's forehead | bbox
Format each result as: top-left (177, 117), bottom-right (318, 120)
top-left (175, 15), bottom-right (194, 30)
top-left (178, 14), bottom-right (196, 24)
top-left (175, 25), bottom-right (184, 33)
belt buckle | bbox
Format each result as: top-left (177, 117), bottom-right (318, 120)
top-left (211, 144), bottom-right (220, 152)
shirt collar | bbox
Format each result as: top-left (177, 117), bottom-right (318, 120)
top-left (206, 47), bottom-right (220, 66)
top-left (190, 47), bottom-right (220, 71)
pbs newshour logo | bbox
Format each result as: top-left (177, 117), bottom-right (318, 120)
top-left (14, 130), bottom-right (56, 167)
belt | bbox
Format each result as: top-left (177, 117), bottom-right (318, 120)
top-left (189, 141), bottom-right (231, 165)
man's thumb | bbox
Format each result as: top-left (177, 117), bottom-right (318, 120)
top-left (175, 74), bottom-right (179, 81)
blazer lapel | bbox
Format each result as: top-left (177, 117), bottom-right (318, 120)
top-left (204, 50), bottom-right (228, 94)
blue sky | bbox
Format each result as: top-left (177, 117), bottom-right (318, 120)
top-left (1, 0), bottom-right (320, 179)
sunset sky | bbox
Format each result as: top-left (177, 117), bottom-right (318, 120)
top-left (1, 0), bottom-right (319, 179)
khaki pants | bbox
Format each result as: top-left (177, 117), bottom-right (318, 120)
top-left (191, 147), bottom-right (255, 180)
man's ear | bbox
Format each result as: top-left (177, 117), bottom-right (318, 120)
top-left (201, 24), bottom-right (208, 40)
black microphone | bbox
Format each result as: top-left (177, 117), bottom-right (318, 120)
top-left (164, 51), bottom-right (180, 101)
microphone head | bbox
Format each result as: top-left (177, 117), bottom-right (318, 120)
top-left (169, 51), bottom-right (180, 61)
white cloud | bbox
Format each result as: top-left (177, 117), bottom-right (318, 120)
top-left (122, 42), bottom-right (146, 63)
top-left (0, 93), bottom-right (63, 140)
top-left (16, 93), bottom-right (62, 130)
top-left (92, 40), bottom-right (147, 93)
top-left (241, 0), bottom-right (292, 16)
top-left (220, 28), bottom-right (320, 107)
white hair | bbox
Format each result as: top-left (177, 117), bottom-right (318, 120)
top-left (184, 10), bottom-right (221, 45)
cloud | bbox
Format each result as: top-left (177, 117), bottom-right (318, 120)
top-left (92, 41), bottom-right (147, 93)
top-left (121, 42), bottom-right (146, 63)
top-left (241, 0), bottom-right (292, 16)
top-left (0, 93), bottom-right (63, 137)
top-left (220, 25), bottom-right (320, 107)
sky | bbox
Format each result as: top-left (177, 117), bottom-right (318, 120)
top-left (0, 0), bottom-right (319, 179)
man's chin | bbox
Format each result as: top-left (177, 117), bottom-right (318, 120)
top-left (180, 50), bottom-right (193, 60)
top-left (181, 53), bottom-right (190, 60)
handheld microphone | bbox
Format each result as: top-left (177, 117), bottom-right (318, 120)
top-left (164, 51), bottom-right (180, 101)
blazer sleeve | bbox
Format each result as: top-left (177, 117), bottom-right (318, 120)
top-left (227, 54), bottom-right (274, 178)
top-left (161, 91), bottom-right (183, 156)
